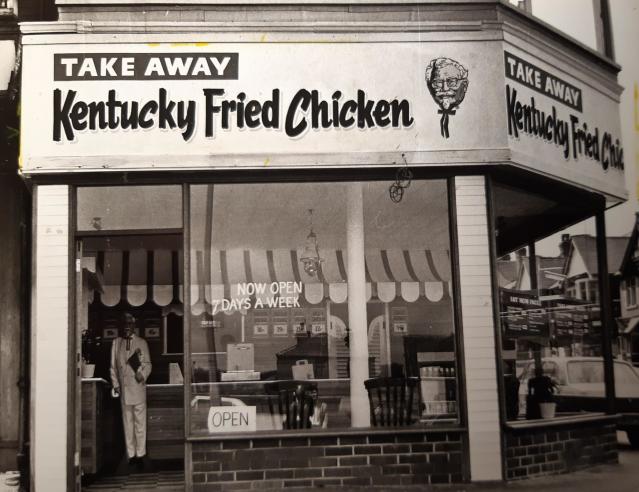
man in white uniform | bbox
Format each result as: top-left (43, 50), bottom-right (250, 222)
top-left (110, 312), bottom-right (152, 469)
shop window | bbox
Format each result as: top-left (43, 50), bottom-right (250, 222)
top-left (363, 181), bottom-right (458, 423)
top-left (77, 185), bottom-right (182, 231)
top-left (187, 179), bottom-right (458, 435)
top-left (492, 181), bottom-right (618, 422)
top-left (498, 229), bottom-right (608, 421)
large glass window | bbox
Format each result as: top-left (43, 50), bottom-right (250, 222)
top-left (492, 180), bottom-right (626, 422)
top-left (187, 179), bottom-right (458, 435)
top-left (363, 181), bottom-right (458, 423)
top-left (77, 185), bottom-right (182, 232)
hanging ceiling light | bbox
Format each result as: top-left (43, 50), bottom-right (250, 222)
top-left (300, 208), bottom-right (323, 277)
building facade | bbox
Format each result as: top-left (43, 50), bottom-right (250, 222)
top-left (17, 1), bottom-right (627, 490)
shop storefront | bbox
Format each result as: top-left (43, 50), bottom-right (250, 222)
top-left (20, 2), bottom-right (626, 491)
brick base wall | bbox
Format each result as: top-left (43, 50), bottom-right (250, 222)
top-left (190, 430), bottom-right (465, 490)
top-left (505, 420), bottom-right (618, 480)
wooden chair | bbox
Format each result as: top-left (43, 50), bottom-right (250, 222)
top-left (364, 377), bottom-right (419, 426)
top-left (265, 380), bottom-right (318, 429)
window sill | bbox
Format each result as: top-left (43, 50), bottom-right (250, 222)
top-left (505, 412), bottom-right (619, 430)
top-left (186, 423), bottom-right (467, 442)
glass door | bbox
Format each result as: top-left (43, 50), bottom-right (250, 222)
top-left (75, 186), bottom-right (184, 486)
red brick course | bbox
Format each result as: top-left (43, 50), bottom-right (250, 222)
top-left (505, 421), bottom-right (618, 480)
top-left (190, 430), bottom-right (465, 490)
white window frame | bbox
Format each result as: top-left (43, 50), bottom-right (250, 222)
top-left (575, 279), bottom-right (589, 301)
top-left (627, 277), bottom-right (638, 308)
top-left (588, 279), bottom-right (599, 303)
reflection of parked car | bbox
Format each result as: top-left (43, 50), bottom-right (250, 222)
top-left (519, 357), bottom-right (639, 448)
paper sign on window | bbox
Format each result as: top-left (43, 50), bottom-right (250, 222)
top-left (393, 322), bottom-right (408, 333)
top-left (207, 406), bottom-right (256, 433)
top-left (273, 324), bottom-right (288, 336)
top-left (311, 323), bottom-right (326, 334)
top-left (253, 324), bottom-right (268, 336)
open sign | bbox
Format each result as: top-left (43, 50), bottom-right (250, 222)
top-left (207, 406), bottom-right (256, 433)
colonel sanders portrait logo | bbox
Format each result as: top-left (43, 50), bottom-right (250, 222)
top-left (425, 57), bottom-right (469, 138)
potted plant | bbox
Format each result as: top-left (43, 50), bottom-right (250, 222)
top-left (526, 367), bottom-right (558, 419)
top-left (81, 329), bottom-right (101, 379)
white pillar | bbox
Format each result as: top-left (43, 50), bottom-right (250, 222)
top-left (455, 176), bottom-right (502, 481)
top-left (32, 185), bottom-right (70, 491)
top-left (346, 182), bottom-right (370, 427)
top-left (384, 303), bottom-right (392, 374)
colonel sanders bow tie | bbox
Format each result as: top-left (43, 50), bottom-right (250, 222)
top-left (438, 107), bottom-right (456, 139)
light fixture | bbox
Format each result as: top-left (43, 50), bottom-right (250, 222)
top-left (300, 208), bottom-right (323, 277)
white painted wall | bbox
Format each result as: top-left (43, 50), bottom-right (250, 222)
top-left (32, 185), bottom-right (69, 492)
top-left (566, 247), bottom-right (589, 279)
top-left (455, 176), bottom-right (502, 481)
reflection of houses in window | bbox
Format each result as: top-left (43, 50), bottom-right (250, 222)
top-left (496, 249), bottom-right (566, 296)
top-left (616, 214), bottom-right (639, 365)
top-left (497, 232), bottom-right (627, 362)
top-left (561, 234), bottom-right (626, 305)
top-left (498, 234), bottom-right (627, 304)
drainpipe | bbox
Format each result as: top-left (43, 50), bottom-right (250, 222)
top-left (17, 181), bottom-right (31, 492)
top-left (4, 35), bottom-right (31, 492)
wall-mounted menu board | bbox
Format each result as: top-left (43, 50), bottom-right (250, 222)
top-left (500, 289), bottom-right (549, 339)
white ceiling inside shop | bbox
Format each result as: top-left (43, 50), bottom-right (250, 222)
top-left (77, 180), bottom-right (451, 252)
top-left (191, 180), bottom-right (451, 251)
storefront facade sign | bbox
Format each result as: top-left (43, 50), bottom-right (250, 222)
top-left (22, 41), bottom-right (504, 168)
top-left (20, 37), bottom-right (624, 200)
top-left (503, 45), bottom-right (624, 200)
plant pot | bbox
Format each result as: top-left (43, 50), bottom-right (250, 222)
top-left (82, 363), bottom-right (95, 379)
top-left (539, 402), bottom-right (556, 419)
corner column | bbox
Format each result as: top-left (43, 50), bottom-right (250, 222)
top-left (454, 176), bottom-right (502, 481)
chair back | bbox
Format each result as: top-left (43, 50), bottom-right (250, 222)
top-left (364, 377), bottom-right (419, 426)
top-left (265, 380), bottom-right (318, 429)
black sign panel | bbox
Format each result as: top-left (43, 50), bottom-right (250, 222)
top-left (504, 51), bottom-right (582, 112)
top-left (500, 289), bottom-right (549, 339)
top-left (54, 53), bottom-right (239, 81)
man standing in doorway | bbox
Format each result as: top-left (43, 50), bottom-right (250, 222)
top-left (110, 312), bottom-right (152, 471)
